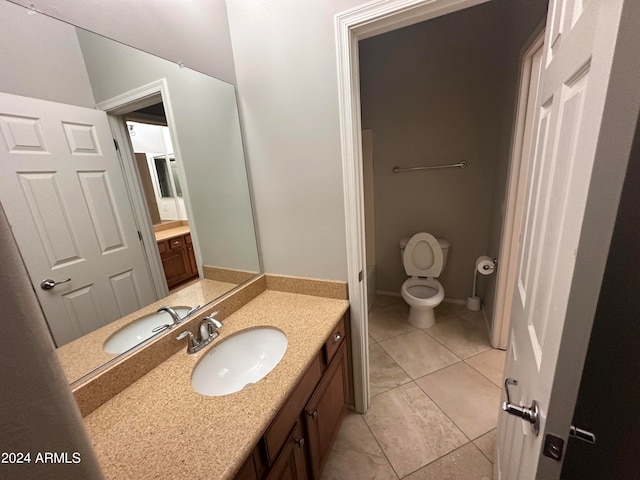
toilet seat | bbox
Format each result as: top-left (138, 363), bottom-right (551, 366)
top-left (403, 232), bottom-right (443, 278)
top-left (401, 277), bottom-right (444, 306)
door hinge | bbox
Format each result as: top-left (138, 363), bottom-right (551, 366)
top-left (113, 138), bottom-right (119, 151)
top-left (137, 230), bottom-right (142, 241)
top-left (358, 270), bottom-right (363, 282)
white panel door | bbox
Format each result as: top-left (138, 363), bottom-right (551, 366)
top-left (0, 92), bottom-right (156, 346)
top-left (496, 1), bottom-right (628, 478)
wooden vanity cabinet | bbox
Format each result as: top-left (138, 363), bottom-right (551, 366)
top-left (304, 341), bottom-right (348, 478)
top-left (234, 315), bottom-right (348, 480)
top-left (266, 422), bottom-right (308, 480)
top-left (157, 233), bottom-right (197, 288)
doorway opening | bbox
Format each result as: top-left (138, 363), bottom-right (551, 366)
top-left (338, 0), bottom-right (547, 414)
top-left (97, 79), bottom-right (203, 300)
top-left (123, 103), bottom-right (200, 292)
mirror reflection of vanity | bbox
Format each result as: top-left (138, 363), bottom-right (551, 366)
top-left (0, 1), bottom-right (260, 385)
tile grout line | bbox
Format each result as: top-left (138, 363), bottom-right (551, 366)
top-left (375, 328), bottom-right (465, 381)
top-left (419, 321), bottom-right (493, 361)
top-left (411, 370), bottom-right (500, 446)
top-left (471, 429), bottom-right (497, 465)
top-left (463, 357), bottom-right (505, 388)
top-left (367, 380), bottom-right (475, 477)
top-left (360, 409), bottom-right (403, 480)
top-left (398, 440), bottom-right (484, 479)
top-left (365, 297), bottom-right (497, 477)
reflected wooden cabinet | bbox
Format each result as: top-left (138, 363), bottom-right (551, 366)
top-left (234, 316), bottom-right (349, 480)
top-left (157, 233), bottom-right (197, 288)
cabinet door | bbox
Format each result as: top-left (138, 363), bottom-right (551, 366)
top-left (160, 247), bottom-right (190, 287)
top-left (266, 422), bottom-right (308, 480)
top-left (186, 243), bottom-right (197, 276)
top-left (305, 343), bottom-right (348, 479)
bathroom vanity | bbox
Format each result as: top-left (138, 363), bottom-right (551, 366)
top-left (81, 278), bottom-right (350, 480)
top-left (236, 316), bottom-right (348, 480)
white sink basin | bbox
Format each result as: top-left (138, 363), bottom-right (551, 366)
top-left (191, 327), bottom-right (288, 397)
top-left (103, 307), bottom-right (192, 354)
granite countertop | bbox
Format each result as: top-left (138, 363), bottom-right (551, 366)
top-left (83, 290), bottom-right (349, 480)
top-left (154, 225), bottom-right (191, 242)
top-left (57, 279), bottom-right (237, 383)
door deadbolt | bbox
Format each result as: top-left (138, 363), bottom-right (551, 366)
top-left (501, 378), bottom-right (540, 436)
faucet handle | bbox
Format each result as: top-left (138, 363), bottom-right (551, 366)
top-left (206, 311), bottom-right (223, 328)
top-left (176, 331), bottom-right (199, 353)
top-left (184, 305), bottom-right (201, 318)
top-left (152, 324), bottom-right (171, 333)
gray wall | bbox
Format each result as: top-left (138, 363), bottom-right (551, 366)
top-left (360, 1), bottom-right (513, 300)
top-left (77, 31), bottom-right (259, 272)
top-left (482, 0), bottom-right (548, 323)
top-left (8, 0), bottom-right (236, 84)
top-left (226, 0), bottom-right (367, 280)
top-left (0, 1), bottom-right (94, 106)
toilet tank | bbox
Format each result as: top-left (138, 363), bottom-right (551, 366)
top-left (400, 236), bottom-right (450, 269)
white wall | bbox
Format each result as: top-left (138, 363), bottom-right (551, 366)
top-left (129, 123), bottom-right (186, 222)
top-left (8, 0), bottom-right (237, 84)
top-left (0, 1), bottom-right (95, 107)
top-left (78, 30), bottom-right (259, 272)
top-left (360, 2), bottom-right (513, 300)
top-left (226, 0), bottom-right (367, 281)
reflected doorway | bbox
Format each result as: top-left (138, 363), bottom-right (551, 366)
top-left (125, 102), bottom-right (199, 292)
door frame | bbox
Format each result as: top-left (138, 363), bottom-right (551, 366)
top-left (96, 79), bottom-right (203, 298)
top-left (335, 0), bottom-right (492, 413)
top-left (490, 27), bottom-right (545, 350)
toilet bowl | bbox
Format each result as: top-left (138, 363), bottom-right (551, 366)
top-left (400, 233), bottom-right (449, 329)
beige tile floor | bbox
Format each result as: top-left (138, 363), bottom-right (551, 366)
top-left (323, 295), bottom-right (506, 480)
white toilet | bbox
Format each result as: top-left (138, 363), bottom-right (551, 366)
top-left (399, 233), bottom-right (450, 329)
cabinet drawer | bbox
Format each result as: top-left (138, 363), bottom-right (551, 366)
top-left (324, 316), bottom-right (346, 365)
top-left (264, 353), bottom-right (322, 464)
top-left (157, 240), bottom-right (169, 255)
top-left (185, 233), bottom-right (192, 244)
top-left (169, 236), bottom-right (184, 250)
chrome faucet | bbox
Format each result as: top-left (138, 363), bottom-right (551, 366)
top-left (199, 312), bottom-right (223, 343)
top-left (157, 306), bottom-right (182, 325)
top-left (176, 311), bottom-right (223, 354)
top-left (152, 305), bottom-right (201, 333)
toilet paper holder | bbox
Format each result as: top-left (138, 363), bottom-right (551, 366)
top-left (467, 257), bottom-right (498, 311)
top-left (481, 259), bottom-right (497, 271)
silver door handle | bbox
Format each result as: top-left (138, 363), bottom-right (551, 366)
top-left (501, 378), bottom-right (540, 435)
top-left (40, 278), bottom-right (71, 290)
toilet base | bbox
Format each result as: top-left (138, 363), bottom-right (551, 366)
top-left (408, 306), bottom-right (436, 329)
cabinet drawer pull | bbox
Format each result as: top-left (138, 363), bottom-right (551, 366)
top-left (294, 437), bottom-right (305, 448)
top-left (308, 410), bottom-right (318, 419)
top-left (334, 332), bottom-right (342, 344)
top-left (173, 240), bottom-right (180, 245)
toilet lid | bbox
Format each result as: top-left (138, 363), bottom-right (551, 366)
top-left (403, 232), bottom-right (443, 277)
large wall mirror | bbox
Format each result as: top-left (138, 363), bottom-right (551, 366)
top-left (0, 0), bottom-right (261, 384)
